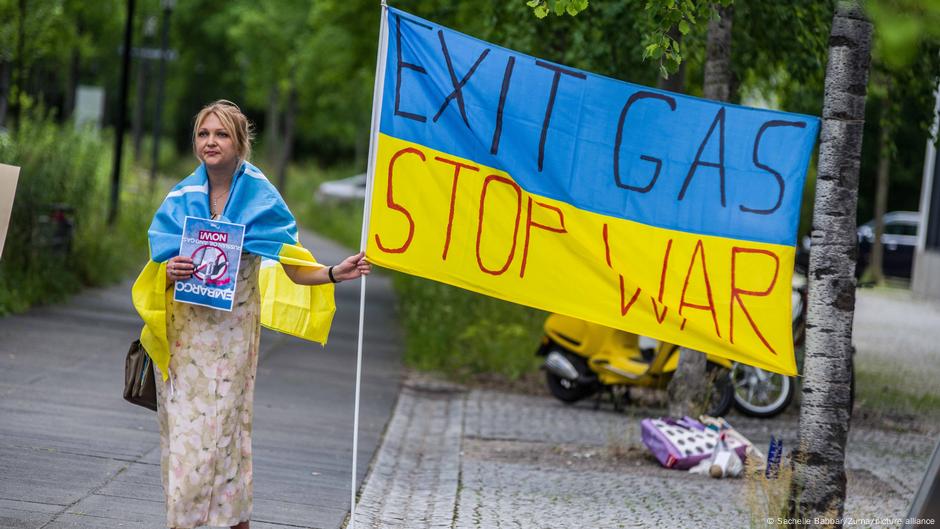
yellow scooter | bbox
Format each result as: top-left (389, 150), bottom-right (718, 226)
top-left (536, 282), bottom-right (805, 417)
top-left (536, 315), bottom-right (735, 416)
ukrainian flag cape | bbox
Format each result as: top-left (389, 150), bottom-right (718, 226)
top-left (132, 161), bottom-right (336, 380)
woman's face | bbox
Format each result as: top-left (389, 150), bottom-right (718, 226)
top-left (195, 113), bottom-right (239, 172)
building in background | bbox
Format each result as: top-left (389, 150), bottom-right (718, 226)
top-left (913, 85), bottom-right (940, 300)
top-left (74, 86), bottom-right (106, 131)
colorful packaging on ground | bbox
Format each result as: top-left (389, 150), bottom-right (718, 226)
top-left (641, 416), bottom-right (748, 470)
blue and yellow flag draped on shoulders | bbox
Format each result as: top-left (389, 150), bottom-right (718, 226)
top-left (364, 7), bottom-right (820, 376)
top-left (133, 161), bottom-right (335, 380)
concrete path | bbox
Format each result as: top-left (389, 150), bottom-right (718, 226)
top-left (0, 230), bottom-right (403, 529)
top-left (355, 380), bottom-right (935, 529)
top-left (354, 287), bottom-right (940, 529)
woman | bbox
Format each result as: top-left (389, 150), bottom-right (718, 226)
top-left (134, 100), bottom-right (370, 529)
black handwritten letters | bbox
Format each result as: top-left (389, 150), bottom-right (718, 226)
top-left (614, 91), bottom-right (677, 193)
top-left (391, 13), bottom-right (809, 219)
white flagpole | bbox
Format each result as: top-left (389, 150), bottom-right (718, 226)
top-left (350, 2), bottom-right (388, 528)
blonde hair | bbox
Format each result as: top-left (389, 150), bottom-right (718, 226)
top-left (192, 99), bottom-right (254, 162)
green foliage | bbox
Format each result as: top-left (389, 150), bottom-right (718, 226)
top-left (857, 47), bottom-right (940, 221)
top-left (160, 0), bottom-right (250, 153)
top-left (856, 361), bottom-right (940, 422)
top-left (866, 0), bottom-right (940, 70)
top-left (483, 1), bottom-right (663, 84)
top-left (526, 0), bottom-right (731, 78)
top-left (9, 0), bottom-right (940, 380)
top-left (391, 274), bottom-right (546, 379)
top-left (281, 162), bottom-right (365, 251)
top-left (226, 0), bottom-right (310, 106)
top-left (858, 0), bottom-right (940, 222)
top-left (526, 0), bottom-right (590, 19)
top-left (0, 112), bottom-right (154, 314)
top-left (0, 0), bottom-right (123, 120)
top-left (641, 0), bottom-right (732, 78)
top-left (732, 1), bottom-right (833, 114)
top-left (297, 1), bottom-right (382, 162)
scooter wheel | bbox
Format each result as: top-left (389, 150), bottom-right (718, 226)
top-left (705, 362), bottom-right (734, 417)
top-left (730, 363), bottom-right (795, 418)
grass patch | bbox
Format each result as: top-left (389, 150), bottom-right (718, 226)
top-left (854, 364), bottom-right (940, 422)
top-left (281, 162), bottom-right (364, 250)
top-left (392, 274), bottom-right (545, 380)
top-left (282, 161), bottom-right (546, 380)
top-left (0, 113), bottom-right (156, 314)
top-left (743, 452), bottom-right (795, 526)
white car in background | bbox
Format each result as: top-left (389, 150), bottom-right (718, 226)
top-left (314, 173), bottom-right (367, 203)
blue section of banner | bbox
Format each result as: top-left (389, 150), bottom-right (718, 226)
top-left (379, 7), bottom-right (819, 247)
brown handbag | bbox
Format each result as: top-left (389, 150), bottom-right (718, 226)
top-left (123, 340), bottom-right (158, 411)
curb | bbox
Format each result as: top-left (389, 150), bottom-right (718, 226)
top-left (352, 378), bottom-right (466, 529)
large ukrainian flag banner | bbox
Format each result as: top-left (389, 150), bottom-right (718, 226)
top-left (365, 8), bottom-right (819, 376)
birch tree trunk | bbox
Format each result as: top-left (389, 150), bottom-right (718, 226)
top-left (789, 1), bottom-right (871, 523)
top-left (703, 6), bottom-right (733, 102)
top-left (667, 5), bottom-right (732, 418)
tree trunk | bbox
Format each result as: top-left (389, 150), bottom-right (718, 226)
top-left (64, 49), bottom-right (80, 120)
top-left (870, 93), bottom-right (891, 285)
top-left (276, 83), bottom-right (297, 190)
top-left (264, 85), bottom-right (281, 166)
top-left (789, 1), bottom-right (871, 524)
top-left (133, 59), bottom-right (149, 161)
top-left (703, 6), bottom-right (733, 102)
top-left (667, 5), bottom-right (732, 418)
top-left (12, 0), bottom-right (26, 127)
top-left (0, 61), bottom-right (10, 128)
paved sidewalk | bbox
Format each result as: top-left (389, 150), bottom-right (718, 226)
top-left (355, 381), bottom-right (934, 529)
top-left (0, 230), bottom-right (403, 529)
top-left (354, 287), bottom-right (940, 529)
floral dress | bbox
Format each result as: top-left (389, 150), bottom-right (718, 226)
top-left (156, 253), bottom-right (261, 528)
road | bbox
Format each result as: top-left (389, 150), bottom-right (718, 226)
top-left (0, 230), bottom-right (402, 529)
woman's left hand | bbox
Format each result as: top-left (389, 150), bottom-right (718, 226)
top-left (331, 251), bottom-right (372, 282)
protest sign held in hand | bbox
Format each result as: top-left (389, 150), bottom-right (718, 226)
top-left (174, 216), bottom-right (246, 312)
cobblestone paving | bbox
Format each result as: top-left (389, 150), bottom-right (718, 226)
top-left (464, 389), bottom-right (642, 446)
top-left (460, 391), bottom-right (924, 528)
top-left (355, 384), bottom-right (935, 529)
top-left (354, 288), bottom-right (939, 529)
top-left (454, 438), bottom-right (747, 529)
top-left (353, 385), bottom-right (463, 529)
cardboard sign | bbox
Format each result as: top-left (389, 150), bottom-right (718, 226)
top-left (0, 164), bottom-right (20, 260)
top-left (174, 216), bottom-right (246, 311)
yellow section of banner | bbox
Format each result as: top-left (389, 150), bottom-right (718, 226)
top-left (366, 134), bottom-right (798, 375)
